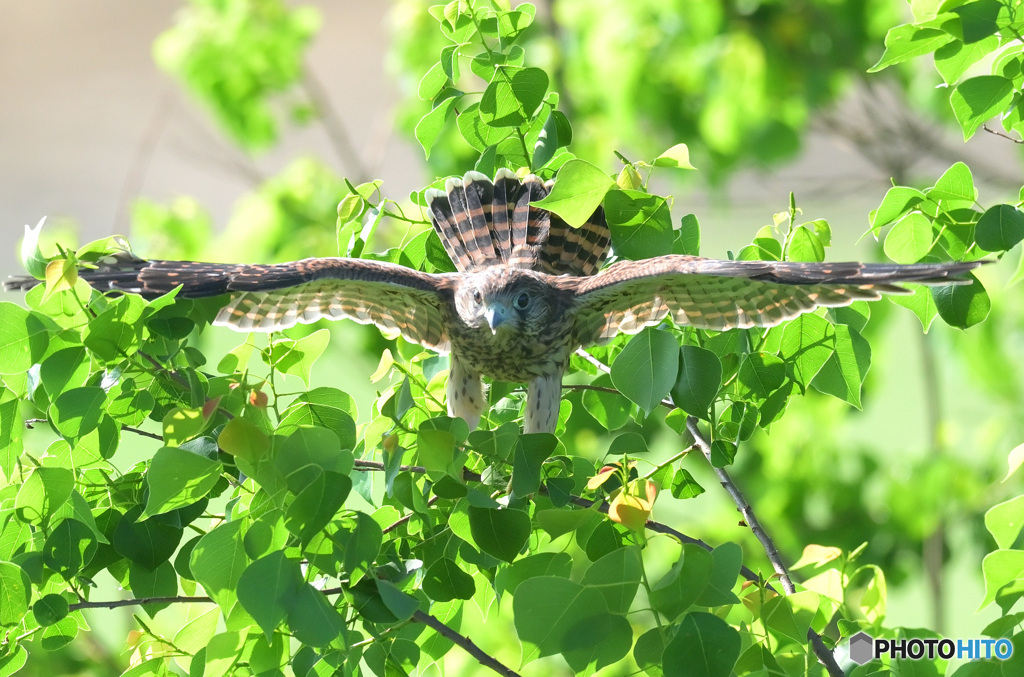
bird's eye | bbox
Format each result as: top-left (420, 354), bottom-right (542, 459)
top-left (472, 290), bottom-right (482, 305)
top-left (514, 292), bottom-right (530, 309)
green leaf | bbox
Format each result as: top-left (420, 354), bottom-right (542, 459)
top-left (653, 143), bottom-right (696, 170)
top-left (884, 212), bottom-right (935, 263)
top-left (976, 204), bottom-right (1024, 251)
top-left (457, 102), bottom-right (510, 151)
top-left (285, 471), bottom-right (350, 547)
top-left (0, 388), bottom-right (23, 479)
top-left (495, 552), bottom-right (573, 596)
top-left (581, 546), bottom-right (642, 614)
top-left (113, 505), bottom-right (183, 570)
top-left (736, 352), bottom-right (785, 401)
top-left (663, 612), bottom-right (741, 677)
top-left (869, 24), bottom-right (954, 72)
top-left (513, 576), bottom-right (631, 670)
top-left (670, 345), bottom-right (722, 419)
top-left (933, 273), bottom-right (990, 328)
top-left (780, 314), bottom-right (836, 389)
top-left (479, 66), bottom-right (548, 128)
top-left (531, 159), bottom-right (615, 228)
top-left (811, 325), bottom-right (871, 408)
top-left (929, 161), bottom-right (977, 202)
top-left (33, 594), bottom-right (69, 627)
top-left (696, 542), bottom-right (743, 606)
top-left (267, 329), bottom-right (331, 388)
top-left (786, 225), bottom-right (825, 262)
top-left (676, 214), bottom-right (701, 255)
top-left (534, 108), bottom-right (571, 169)
top-left (161, 407), bottom-right (207, 448)
top-left (468, 505), bottom-right (530, 563)
top-left (986, 496), bottom-right (1024, 550)
top-left (217, 417), bottom-right (271, 464)
top-left (581, 374), bottom-right (632, 431)
top-left (42, 518), bottom-right (97, 577)
top-left (0, 561), bottom-right (31, 627)
top-left (950, 75), bottom-right (1014, 140)
top-left (871, 186), bottom-right (926, 233)
top-left (143, 446), bottom-right (224, 519)
top-left (374, 579), bottom-right (419, 622)
top-left (278, 387), bottom-right (358, 448)
top-left (128, 560), bottom-right (177, 617)
top-left (16, 466), bottom-right (74, 523)
top-left (417, 61), bottom-right (449, 101)
top-left (650, 544), bottom-right (713, 620)
top-left (890, 283), bottom-right (939, 332)
top-left (48, 386), bottom-right (106, 446)
top-left (605, 190), bottom-right (675, 259)
top-left (204, 632), bottom-right (245, 676)
top-left (39, 346), bottom-right (89, 398)
top-left (496, 6), bottom-right (535, 45)
top-left (611, 328), bottom-right (679, 415)
top-left (423, 557), bottom-right (476, 602)
top-left (1006, 442), bottom-right (1024, 482)
top-left (415, 97), bottom-right (457, 160)
top-left (512, 433), bottom-right (557, 496)
top-left (671, 468), bottom-right (705, 499)
top-left (951, 0), bottom-right (1004, 44)
top-left (935, 36), bottom-right (999, 85)
top-left (190, 521), bottom-right (249, 613)
top-left (341, 512), bottom-right (383, 586)
top-left (981, 549), bottom-right (1024, 610)
top-left (418, 428), bottom-right (458, 476)
top-left (237, 551), bottom-right (302, 640)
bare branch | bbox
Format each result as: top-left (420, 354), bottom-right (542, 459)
top-left (413, 610), bottom-right (523, 677)
top-left (983, 125), bottom-right (1024, 144)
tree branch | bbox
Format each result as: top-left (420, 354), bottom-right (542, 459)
top-left (68, 592), bottom-right (519, 677)
top-left (413, 610), bottom-right (523, 677)
top-left (683, 416), bottom-right (843, 677)
top-left (574, 348), bottom-right (841, 676)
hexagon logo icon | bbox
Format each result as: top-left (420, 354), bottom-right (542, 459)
top-left (849, 631), bottom-right (875, 665)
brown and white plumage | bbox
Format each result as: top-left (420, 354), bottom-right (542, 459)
top-left (5, 169), bottom-right (983, 433)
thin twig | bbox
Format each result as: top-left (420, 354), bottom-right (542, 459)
top-left (69, 595), bottom-right (213, 611)
top-left (24, 418), bottom-right (163, 442)
top-left (982, 124), bottom-right (1024, 143)
top-left (384, 496), bottom-right (439, 534)
top-left (683, 416), bottom-right (842, 677)
top-left (685, 417), bottom-right (792, 589)
top-left (413, 610), bottom-right (523, 677)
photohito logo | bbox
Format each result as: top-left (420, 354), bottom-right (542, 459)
top-left (847, 631), bottom-right (1013, 665)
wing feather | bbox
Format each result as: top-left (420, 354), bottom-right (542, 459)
top-left (569, 256), bottom-right (983, 343)
top-left (10, 253), bottom-right (455, 351)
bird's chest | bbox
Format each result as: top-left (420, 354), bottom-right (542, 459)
top-left (446, 317), bottom-right (574, 382)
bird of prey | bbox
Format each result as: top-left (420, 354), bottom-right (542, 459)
top-left (5, 169), bottom-right (982, 433)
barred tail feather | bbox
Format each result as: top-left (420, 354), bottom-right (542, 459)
top-left (425, 169), bottom-right (612, 276)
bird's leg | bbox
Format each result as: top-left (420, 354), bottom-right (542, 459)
top-left (447, 356), bottom-right (485, 431)
top-left (525, 369), bottom-right (564, 434)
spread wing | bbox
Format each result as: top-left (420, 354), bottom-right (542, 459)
top-left (6, 253), bottom-right (456, 351)
top-left (568, 255), bottom-right (983, 344)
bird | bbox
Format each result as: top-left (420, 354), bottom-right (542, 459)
top-left (5, 169), bottom-right (983, 434)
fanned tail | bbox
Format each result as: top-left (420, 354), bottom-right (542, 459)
top-left (425, 169), bottom-right (611, 276)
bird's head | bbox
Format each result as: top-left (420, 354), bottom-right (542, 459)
top-left (455, 269), bottom-right (553, 335)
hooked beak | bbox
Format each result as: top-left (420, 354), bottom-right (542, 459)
top-left (485, 304), bottom-right (509, 334)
